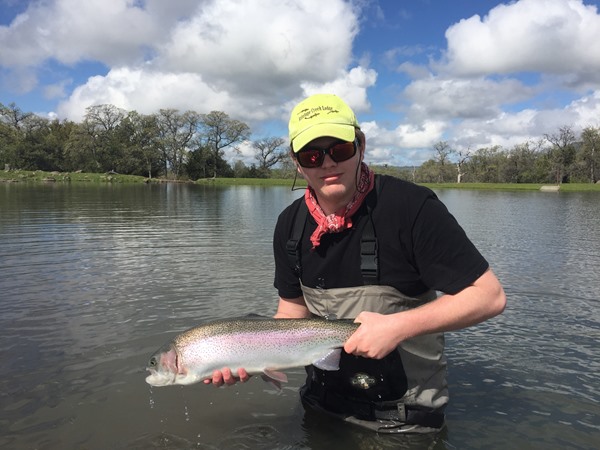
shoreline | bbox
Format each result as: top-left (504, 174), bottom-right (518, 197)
top-left (2, 169), bottom-right (599, 192)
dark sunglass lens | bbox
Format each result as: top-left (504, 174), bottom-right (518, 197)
top-left (298, 149), bottom-right (322, 168)
top-left (330, 142), bottom-right (356, 162)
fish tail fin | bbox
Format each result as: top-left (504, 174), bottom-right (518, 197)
top-left (312, 348), bottom-right (343, 371)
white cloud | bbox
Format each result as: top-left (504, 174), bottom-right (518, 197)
top-left (443, 0), bottom-right (600, 84)
top-left (388, 0), bottom-right (600, 162)
top-left (157, 0), bottom-right (357, 94)
top-left (566, 89), bottom-right (600, 127)
top-left (43, 79), bottom-right (72, 100)
top-left (430, 89), bottom-right (600, 153)
top-left (57, 67), bottom-right (235, 122)
top-left (0, 66), bottom-right (37, 93)
top-left (404, 76), bottom-right (534, 121)
top-left (47, 0), bottom-right (362, 124)
top-left (298, 66), bottom-right (378, 114)
top-left (0, 0), bottom-right (163, 67)
top-left (360, 119), bottom-right (447, 166)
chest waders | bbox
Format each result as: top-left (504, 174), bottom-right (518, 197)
top-left (286, 179), bottom-right (447, 433)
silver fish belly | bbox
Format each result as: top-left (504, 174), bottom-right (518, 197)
top-left (145, 317), bottom-right (358, 387)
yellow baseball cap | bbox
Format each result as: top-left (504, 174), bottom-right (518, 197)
top-left (288, 94), bottom-right (359, 152)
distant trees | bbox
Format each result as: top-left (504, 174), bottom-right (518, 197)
top-left (0, 102), bottom-right (264, 179)
top-left (415, 125), bottom-right (600, 184)
top-left (2, 100), bottom-right (599, 184)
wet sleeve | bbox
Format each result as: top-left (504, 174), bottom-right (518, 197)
top-left (411, 195), bottom-right (489, 294)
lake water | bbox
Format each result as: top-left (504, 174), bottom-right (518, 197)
top-left (0, 182), bottom-right (598, 450)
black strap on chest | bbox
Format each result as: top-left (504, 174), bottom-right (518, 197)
top-left (286, 176), bottom-right (381, 285)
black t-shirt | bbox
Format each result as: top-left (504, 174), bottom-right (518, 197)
top-left (273, 175), bottom-right (489, 299)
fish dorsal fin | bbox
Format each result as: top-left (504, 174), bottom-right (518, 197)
top-left (312, 349), bottom-right (343, 371)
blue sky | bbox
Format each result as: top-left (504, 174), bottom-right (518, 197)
top-left (1, 0), bottom-right (600, 167)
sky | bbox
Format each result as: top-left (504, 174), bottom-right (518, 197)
top-left (1, 0), bottom-right (600, 167)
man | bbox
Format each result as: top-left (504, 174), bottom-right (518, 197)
top-left (207, 94), bottom-right (506, 433)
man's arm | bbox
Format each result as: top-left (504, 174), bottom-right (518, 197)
top-left (343, 269), bottom-right (506, 359)
top-left (275, 295), bottom-right (311, 319)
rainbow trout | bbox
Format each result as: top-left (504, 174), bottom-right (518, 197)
top-left (145, 317), bottom-right (358, 387)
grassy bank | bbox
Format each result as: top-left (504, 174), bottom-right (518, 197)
top-left (0, 169), bottom-right (150, 184)
top-left (422, 182), bottom-right (600, 192)
top-left (2, 170), bottom-right (599, 192)
top-left (195, 177), bottom-right (305, 187)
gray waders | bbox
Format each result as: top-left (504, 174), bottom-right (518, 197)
top-left (299, 283), bottom-right (447, 433)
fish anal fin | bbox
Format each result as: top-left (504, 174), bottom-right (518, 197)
top-left (312, 348), bottom-right (342, 371)
top-left (261, 368), bottom-right (288, 390)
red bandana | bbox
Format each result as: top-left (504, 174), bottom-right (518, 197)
top-left (305, 163), bottom-right (375, 249)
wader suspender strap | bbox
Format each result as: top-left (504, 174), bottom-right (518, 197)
top-left (286, 199), bottom-right (308, 279)
top-left (361, 176), bottom-right (379, 284)
top-left (286, 176), bottom-right (381, 284)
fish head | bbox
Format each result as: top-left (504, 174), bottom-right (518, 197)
top-left (145, 343), bottom-right (199, 386)
top-left (145, 343), bottom-right (178, 386)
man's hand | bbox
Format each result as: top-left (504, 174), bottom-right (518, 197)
top-left (343, 311), bottom-right (400, 359)
top-left (203, 367), bottom-right (250, 387)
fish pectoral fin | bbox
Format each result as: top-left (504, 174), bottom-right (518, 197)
top-left (312, 348), bottom-right (342, 371)
top-left (261, 369), bottom-right (288, 390)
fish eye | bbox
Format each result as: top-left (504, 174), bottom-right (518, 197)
top-left (149, 356), bottom-right (157, 367)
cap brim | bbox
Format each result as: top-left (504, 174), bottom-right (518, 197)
top-left (291, 123), bottom-right (356, 152)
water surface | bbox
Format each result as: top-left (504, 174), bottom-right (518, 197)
top-left (1, 183), bottom-right (598, 449)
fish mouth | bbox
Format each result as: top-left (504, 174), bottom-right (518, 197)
top-left (145, 366), bottom-right (178, 386)
top-left (145, 368), bottom-right (162, 386)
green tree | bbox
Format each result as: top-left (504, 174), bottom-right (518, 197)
top-left (156, 109), bottom-right (200, 179)
top-left (185, 144), bottom-right (212, 179)
top-left (118, 111), bottom-right (162, 177)
top-left (66, 104), bottom-right (127, 172)
top-left (545, 125), bottom-right (577, 184)
top-left (0, 111), bottom-right (72, 172)
top-left (253, 136), bottom-right (286, 177)
top-left (502, 142), bottom-right (540, 183)
top-left (18, 116), bottom-right (76, 171)
top-left (65, 120), bottom-right (97, 172)
top-left (0, 102), bottom-right (33, 130)
top-left (414, 159), bottom-right (441, 183)
top-left (232, 160), bottom-right (250, 177)
top-left (199, 111), bottom-right (250, 178)
top-left (0, 102), bottom-right (31, 169)
top-left (579, 126), bottom-right (600, 183)
top-left (465, 146), bottom-right (504, 182)
top-left (432, 141), bottom-right (455, 182)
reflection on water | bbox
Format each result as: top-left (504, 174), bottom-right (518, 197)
top-left (0, 183), bottom-right (598, 449)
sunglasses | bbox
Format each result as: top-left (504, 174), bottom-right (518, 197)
top-left (295, 139), bottom-right (358, 168)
